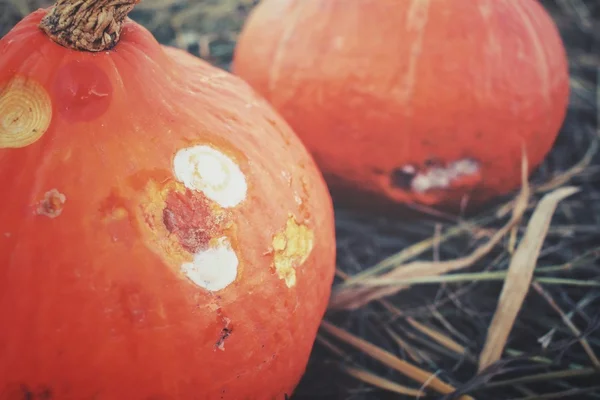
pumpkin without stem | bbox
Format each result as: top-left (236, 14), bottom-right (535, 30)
top-left (232, 0), bottom-right (570, 210)
top-left (0, 1), bottom-right (336, 399)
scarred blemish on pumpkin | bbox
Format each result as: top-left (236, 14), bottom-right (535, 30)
top-left (163, 189), bottom-right (219, 253)
top-left (52, 60), bottom-right (113, 122)
top-left (215, 314), bottom-right (232, 351)
top-left (127, 169), bottom-right (174, 192)
top-left (297, 176), bottom-right (312, 220)
top-left (136, 181), bottom-right (204, 264)
top-left (271, 214), bottom-right (314, 288)
top-left (288, 175), bottom-right (312, 221)
top-left (105, 207), bottom-right (128, 221)
top-left (98, 191), bottom-right (138, 244)
top-left (0, 76), bottom-right (53, 149)
top-left (181, 237), bottom-right (239, 291)
top-left (139, 183), bottom-right (207, 248)
top-left (172, 144), bottom-right (247, 208)
top-left (36, 189), bottom-right (66, 218)
top-left (216, 326), bottom-right (232, 351)
top-left (99, 191), bottom-right (129, 218)
top-left (390, 158), bottom-right (481, 193)
top-left (135, 179), bottom-right (240, 290)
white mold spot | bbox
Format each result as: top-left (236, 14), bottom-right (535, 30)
top-left (411, 158), bottom-right (480, 193)
top-left (180, 237), bottom-right (239, 291)
top-left (173, 145), bottom-right (247, 208)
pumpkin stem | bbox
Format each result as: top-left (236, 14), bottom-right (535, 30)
top-left (39, 0), bottom-right (140, 52)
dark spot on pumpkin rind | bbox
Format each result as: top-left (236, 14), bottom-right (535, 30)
top-left (38, 387), bottom-right (52, 400)
top-left (7, 384), bottom-right (53, 400)
top-left (215, 326), bottom-right (232, 349)
top-left (214, 307), bottom-right (233, 350)
top-left (37, 388), bottom-right (51, 400)
top-left (424, 157), bottom-right (442, 167)
top-left (163, 189), bottom-right (218, 253)
top-left (389, 168), bottom-right (415, 190)
top-left (421, 139), bottom-right (433, 147)
top-left (21, 386), bottom-right (33, 400)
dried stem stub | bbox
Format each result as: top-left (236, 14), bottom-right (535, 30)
top-left (39, 0), bottom-right (141, 52)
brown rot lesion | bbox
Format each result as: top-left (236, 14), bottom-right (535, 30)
top-left (162, 191), bottom-right (214, 254)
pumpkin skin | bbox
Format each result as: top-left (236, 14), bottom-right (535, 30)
top-left (0, 6), bottom-right (336, 400)
top-left (232, 0), bottom-right (570, 209)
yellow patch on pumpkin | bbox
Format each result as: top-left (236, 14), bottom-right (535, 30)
top-left (103, 207), bottom-right (129, 222)
top-left (0, 76), bottom-right (52, 148)
top-left (272, 214), bottom-right (314, 288)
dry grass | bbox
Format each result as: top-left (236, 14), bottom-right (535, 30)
top-left (477, 185), bottom-right (580, 371)
top-left (2, 0), bottom-right (600, 399)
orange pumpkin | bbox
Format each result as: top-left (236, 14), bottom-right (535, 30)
top-left (0, 1), bottom-right (336, 399)
top-left (232, 0), bottom-right (570, 209)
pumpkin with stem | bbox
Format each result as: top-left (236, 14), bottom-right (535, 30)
top-left (232, 0), bottom-right (570, 210)
top-left (0, 1), bottom-right (336, 399)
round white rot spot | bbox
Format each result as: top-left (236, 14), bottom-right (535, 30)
top-left (173, 144), bottom-right (247, 208)
top-left (180, 237), bottom-right (239, 291)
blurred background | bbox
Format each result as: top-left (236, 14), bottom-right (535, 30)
top-left (1, 1), bottom-right (599, 399)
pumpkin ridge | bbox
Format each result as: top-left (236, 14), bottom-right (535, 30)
top-left (267, 0), bottom-right (305, 96)
top-left (510, 0), bottom-right (551, 104)
top-left (394, 0), bottom-right (431, 107)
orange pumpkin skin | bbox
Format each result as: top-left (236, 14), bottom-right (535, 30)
top-left (0, 8), bottom-right (336, 400)
top-left (232, 0), bottom-right (570, 209)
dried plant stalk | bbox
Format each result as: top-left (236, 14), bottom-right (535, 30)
top-left (320, 320), bottom-right (475, 400)
top-left (478, 186), bottom-right (580, 372)
top-left (340, 365), bottom-right (426, 396)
